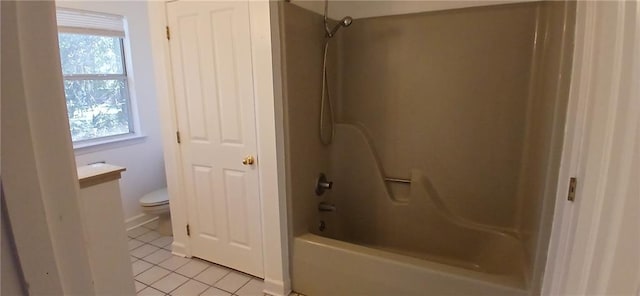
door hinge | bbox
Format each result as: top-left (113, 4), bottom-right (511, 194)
top-left (186, 224), bottom-right (190, 236)
top-left (176, 131), bottom-right (181, 144)
top-left (567, 177), bottom-right (577, 202)
top-left (166, 26), bottom-right (171, 40)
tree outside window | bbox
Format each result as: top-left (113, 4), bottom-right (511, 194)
top-left (58, 33), bottom-right (133, 142)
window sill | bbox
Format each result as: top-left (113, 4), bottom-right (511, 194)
top-left (73, 134), bottom-right (147, 155)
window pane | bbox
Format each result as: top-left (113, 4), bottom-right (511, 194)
top-left (64, 79), bottom-right (132, 142)
top-left (58, 33), bottom-right (124, 75)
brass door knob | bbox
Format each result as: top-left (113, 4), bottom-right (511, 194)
top-left (242, 155), bottom-right (255, 165)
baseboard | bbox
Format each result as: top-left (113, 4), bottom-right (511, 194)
top-left (264, 278), bottom-right (290, 296)
top-left (170, 241), bottom-right (189, 258)
top-left (125, 213), bottom-right (158, 231)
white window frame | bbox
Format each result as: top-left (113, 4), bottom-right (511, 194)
top-left (56, 8), bottom-right (143, 152)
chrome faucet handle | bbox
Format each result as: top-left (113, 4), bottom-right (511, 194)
top-left (320, 180), bottom-right (332, 189)
top-left (315, 173), bottom-right (333, 196)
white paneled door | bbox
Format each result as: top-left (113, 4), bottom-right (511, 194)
top-left (167, 1), bottom-right (263, 277)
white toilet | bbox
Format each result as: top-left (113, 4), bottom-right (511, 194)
top-left (139, 187), bottom-right (172, 236)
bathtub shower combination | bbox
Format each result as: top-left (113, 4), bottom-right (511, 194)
top-left (280, 1), bottom-right (575, 295)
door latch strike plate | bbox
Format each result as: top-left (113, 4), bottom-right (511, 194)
top-left (186, 224), bottom-right (190, 236)
top-left (567, 177), bottom-right (577, 202)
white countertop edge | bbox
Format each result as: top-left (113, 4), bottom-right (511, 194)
top-left (77, 163), bottom-right (126, 181)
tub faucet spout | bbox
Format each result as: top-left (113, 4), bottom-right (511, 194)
top-left (318, 202), bottom-right (336, 212)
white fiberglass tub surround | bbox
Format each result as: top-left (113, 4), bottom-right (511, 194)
top-left (281, 1), bottom-right (575, 294)
top-left (291, 124), bottom-right (528, 296)
top-left (293, 234), bottom-right (526, 296)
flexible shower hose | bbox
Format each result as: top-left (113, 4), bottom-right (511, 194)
top-left (319, 38), bottom-right (334, 145)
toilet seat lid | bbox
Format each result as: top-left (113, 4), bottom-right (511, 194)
top-left (140, 188), bottom-right (169, 207)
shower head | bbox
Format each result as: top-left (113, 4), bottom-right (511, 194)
top-left (327, 16), bottom-right (353, 38)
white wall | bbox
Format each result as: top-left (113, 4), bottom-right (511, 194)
top-left (2, 0), bottom-right (95, 293)
top-left (56, 1), bottom-right (167, 222)
top-left (543, 1), bottom-right (640, 294)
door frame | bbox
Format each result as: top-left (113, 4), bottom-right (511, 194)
top-left (542, 1), bottom-right (640, 294)
top-left (148, 1), bottom-right (290, 295)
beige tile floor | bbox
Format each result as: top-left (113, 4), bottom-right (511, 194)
top-left (128, 221), bottom-right (269, 296)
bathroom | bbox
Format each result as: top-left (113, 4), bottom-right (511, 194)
top-left (3, 0), bottom-right (640, 296)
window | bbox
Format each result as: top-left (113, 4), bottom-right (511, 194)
top-left (56, 8), bottom-right (134, 143)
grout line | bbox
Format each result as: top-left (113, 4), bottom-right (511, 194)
top-left (204, 272), bottom-right (236, 294)
top-left (135, 280), bottom-right (151, 294)
top-left (138, 285), bottom-right (163, 295)
top-left (165, 259), bottom-right (228, 295)
top-left (139, 256), bottom-right (231, 295)
top-left (133, 260), bottom-right (154, 277)
top-left (160, 273), bottom-right (188, 295)
top-left (151, 262), bottom-right (220, 295)
top-left (133, 245), bottom-right (222, 294)
top-left (234, 278), bottom-right (253, 295)
top-left (130, 227), bottom-right (261, 296)
top-left (130, 240), bottom-right (172, 259)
